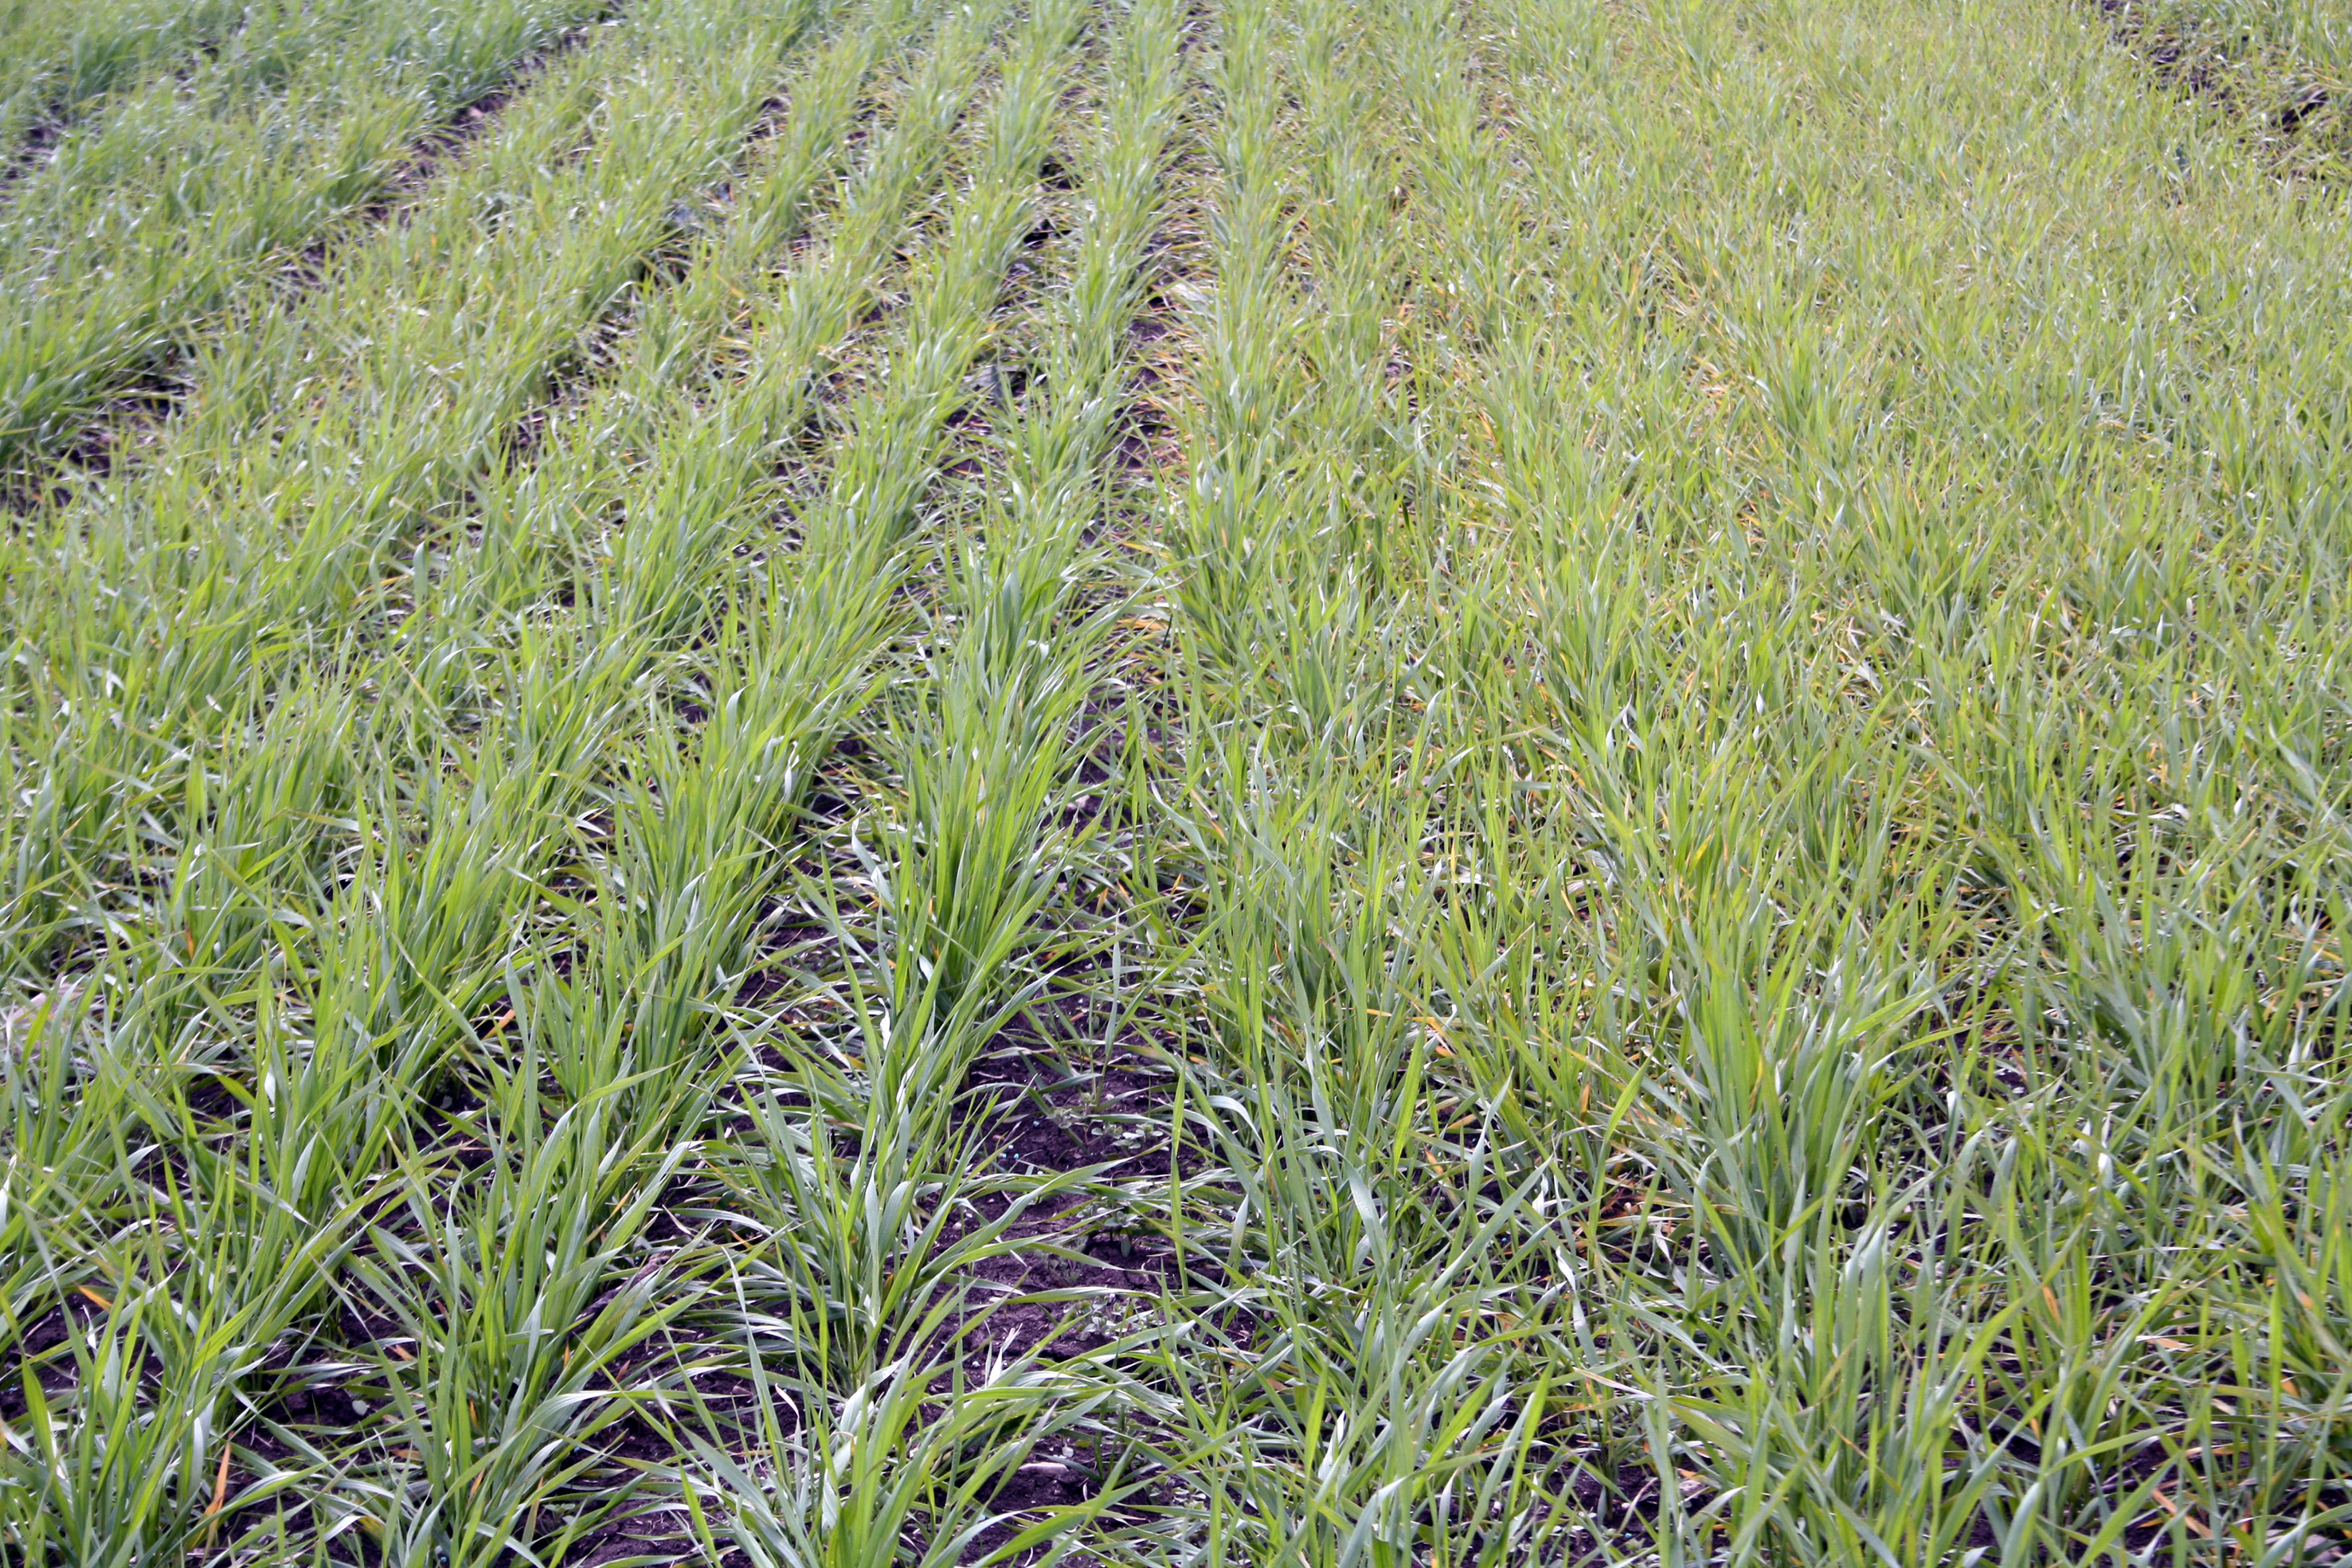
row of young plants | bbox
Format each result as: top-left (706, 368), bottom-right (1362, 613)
top-left (0, 0), bottom-right (1250, 1551)
top-left (0, 0), bottom-right (621, 473)
top-left (0, 0), bottom-right (1020, 1554)
top-left (0, 0), bottom-right (872, 981)
top-left (0, 0), bottom-right (252, 153)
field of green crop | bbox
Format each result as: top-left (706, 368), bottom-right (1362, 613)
top-left (2, 0), bottom-right (2348, 1561)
